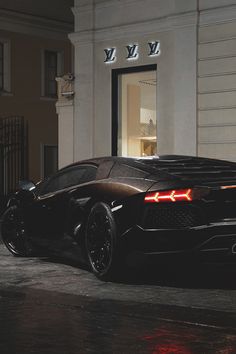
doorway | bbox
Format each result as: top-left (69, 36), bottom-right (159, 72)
top-left (112, 65), bottom-right (157, 157)
top-left (41, 144), bottom-right (58, 179)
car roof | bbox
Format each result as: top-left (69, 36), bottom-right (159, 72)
top-left (63, 155), bottom-right (196, 168)
top-left (61, 155), bottom-right (236, 184)
top-left (64, 155), bottom-right (236, 169)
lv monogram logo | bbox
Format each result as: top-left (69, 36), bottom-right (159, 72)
top-left (104, 48), bottom-right (116, 63)
top-left (104, 41), bottom-right (160, 64)
top-left (126, 44), bottom-right (138, 59)
top-left (148, 41), bottom-right (160, 56)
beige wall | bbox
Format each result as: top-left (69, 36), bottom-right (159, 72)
top-left (70, 1), bottom-right (198, 162)
top-left (0, 29), bottom-right (72, 181)
top-left (71, 0), bottom-right (236, 164)
top-left (198, 1), bottom-right (236, 162)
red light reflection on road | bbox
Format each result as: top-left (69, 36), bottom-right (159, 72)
top-left (149, 344), bottom-right (191, 354)
top-left (143, 329), bottom-right (192, 354)
top-left (141, 327), bottom-right (236, 354)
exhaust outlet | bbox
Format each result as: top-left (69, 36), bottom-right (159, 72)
top-left (232, 243), bottom-right (236, 254)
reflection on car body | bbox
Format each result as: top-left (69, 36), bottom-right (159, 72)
top-left (1, 155), bottom-right (236, 281)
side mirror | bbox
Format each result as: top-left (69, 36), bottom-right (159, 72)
top-left (16, 180), bottom-right (36, 204)
top-left (19, 180), bottom-right (36, 192)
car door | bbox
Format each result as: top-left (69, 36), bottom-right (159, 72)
top-left (29, 164), bottom-right (97, 248)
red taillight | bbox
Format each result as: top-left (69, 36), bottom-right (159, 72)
top-left (144, 189), bottom-right (192, 203)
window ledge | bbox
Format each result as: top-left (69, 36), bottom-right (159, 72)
top-left (0, 91), bottom-right (13, 97)
top-left (40, 96), bottom-right (57, 102)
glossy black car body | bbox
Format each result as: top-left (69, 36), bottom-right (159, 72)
top-left (2, 155), bottom-right (236, 280)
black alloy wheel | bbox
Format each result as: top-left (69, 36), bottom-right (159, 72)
top-left (85, 202), bottom-right (119, 281)
top-left (1, 206), bottom-right (34, 257)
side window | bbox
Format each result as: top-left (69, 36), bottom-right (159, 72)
top-left (41, 50), bottom-right (63, 98)
top-left (59, 165), bottom-right (97, 188)
top-left (0, 39), bottom-right (11, 93)
top-left (39, 165), bottom-right (97, 195)
top-left (109, 162), bottom-right (146, 178)
top-left (79, 166), bottom-right (98, 184)
top-left (41, 176), bottom-right (60, 194)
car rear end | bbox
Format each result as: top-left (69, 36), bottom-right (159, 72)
top-left (122, 156), bottom-right (236, 263)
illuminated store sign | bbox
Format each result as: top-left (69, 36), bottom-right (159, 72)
top-left (126, 44), bottom-right (139, 60)
top-left (148, 41), bottom-right (160, 56)
top-left (104, 48), bottom-right (116, 63)
top-left (104, 41), bottom-right (160, 63)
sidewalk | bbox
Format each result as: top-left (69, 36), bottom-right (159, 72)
top-left (0, 244), bottom-right (236, 314)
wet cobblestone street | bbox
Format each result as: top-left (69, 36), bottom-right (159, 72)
top-left (0, 245), bottom-right (236, 353)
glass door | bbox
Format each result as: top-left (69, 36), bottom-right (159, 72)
top-left (112, 65), bottom-right (157, 157)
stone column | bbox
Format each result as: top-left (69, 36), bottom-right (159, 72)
top-left (56, 100), bottom-right (74, 169)
top-left (69, 0), bottom-right (94, 161)
top-left (56, 75), bottom-right (75, 168)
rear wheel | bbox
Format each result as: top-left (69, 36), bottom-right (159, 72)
top-left (85, 202), bottom-right (120, 281)
top-left (1, 206), bottom-right (34, 257)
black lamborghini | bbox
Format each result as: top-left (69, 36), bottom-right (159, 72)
top-left (1, 155), bottom-right (236, 280)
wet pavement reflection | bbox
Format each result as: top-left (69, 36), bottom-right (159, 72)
top-left (0, 244), bottom-right (236, 353)
top-left (0, 287), bottom-right (236, 354)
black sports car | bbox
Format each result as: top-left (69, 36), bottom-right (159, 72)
top-left (1, 155), bottom-right (236, 280)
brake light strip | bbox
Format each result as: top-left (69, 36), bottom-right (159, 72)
top-left (144, 189), bottom-right (192, 203)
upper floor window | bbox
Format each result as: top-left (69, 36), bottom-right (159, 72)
top-left (0, 42), bottom-right (3, 90)
top-left (42, 50), bottom-right (63, 98)
top-left (0, 39), bottom-right (11, 93)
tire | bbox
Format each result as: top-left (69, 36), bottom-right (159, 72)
top-left (1, 206), bottom-right (34, 257)
top-left (85, 202), bottom-right (120, 281)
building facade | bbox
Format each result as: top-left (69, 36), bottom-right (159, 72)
top-left (60, 0), bottom-right (236, 167)
top-left (0, 1), bottom-right (73, 196)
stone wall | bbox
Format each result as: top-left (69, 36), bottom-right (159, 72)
top-left (198, 0), bottom-right (236, 161)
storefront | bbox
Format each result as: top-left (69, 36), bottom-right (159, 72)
top-left (56, 0), bottom-right (236, 168)
top-left (112, 64), bottom-right (157, 157)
